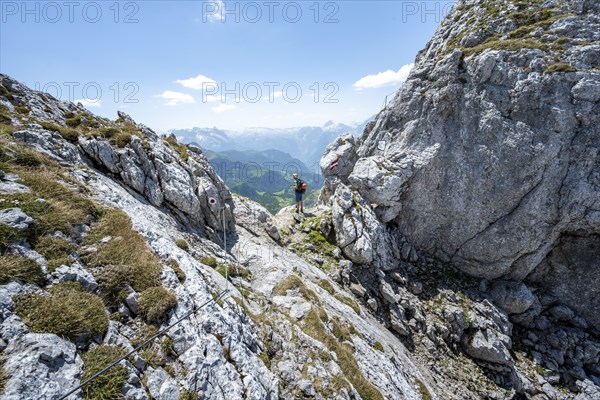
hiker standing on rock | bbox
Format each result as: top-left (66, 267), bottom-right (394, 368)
top-left (292, 173), bottom-right (306, 214)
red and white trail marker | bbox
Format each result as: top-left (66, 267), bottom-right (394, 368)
top-left (329, 158), bottom-right (339, 171)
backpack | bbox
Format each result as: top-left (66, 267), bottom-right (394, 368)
top-left (296, 179), bottom-right (307, 193)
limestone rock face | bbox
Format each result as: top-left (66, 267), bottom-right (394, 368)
top-left (78, 135), bottom-right (234, 240)
top-left (325, 0), bottom-right (600, 327)
top-left (331, 184), bottom-right (398, 270)
top-left (319, 134), bottom-right (359, 204)
top-left (2, 333), bottom-right (84, 400)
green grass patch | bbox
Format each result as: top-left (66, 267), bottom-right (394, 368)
top-left (318, 279), bottom-right (334, 294)
top-left (81, 345), bottom-right (128, 400)
top-left (463, 38), bottom-right (548, 56)
top-left (15, 106), bottom-right (29, 115)
top-left (334, 294), bottom-right (360, 315)
top-left (164, 136), bottom-right (189, 162)
top-left (216, 263), bottom-right (251, 280)
top-left (415, 379), bottom-right (432, 400)
top-left (82, 208), bottom-right (162, 306)
top-left (0, 143), bottom-right (101, 239)
top-left (166, 258), bottom-right (185, 282)
top-left (175, 239), bottom-right (189, 251)
top-left (33, 235), bottom-right (75, 272)
top-left (0, 85), bottom-right (13, 99)
top-left (546, 62), bottom-right (577, 73)
top-left (65, 117), bottom-right (81, 128)
top-left (0, 357), bottom-right (7, 393)
top-left (258, 351), bottom-right (271, 369)
top-left (179, 390), bottom-right (198, 400)
top-left (0, 224), bottom-right (21, 251)
top-left (273, 275), bottom-right (320, 304)
top-left (200, 256), bottom-right (217, 268)
top-left (302, 308), bottom-right (383, 400)
top-left (131, 323), bottom-right (158, 350)
top-left (0, 255), bottom-right (45, 285)
top-left (138, 286), bottom-right (177, 324)
top-left (373, 341), bottom-right (384, 352)
top-left (14, 282), bottom-right (108, 343)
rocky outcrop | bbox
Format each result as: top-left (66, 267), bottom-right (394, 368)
top-left (318, 134), bottom-right (359, 204)
top-left (325, 0), bottom-right (600, 329)
top-left (77, 129), bottom-right (234, 239)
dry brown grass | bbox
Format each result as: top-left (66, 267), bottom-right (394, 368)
top-left (82, 209), bottom-right (161, 305)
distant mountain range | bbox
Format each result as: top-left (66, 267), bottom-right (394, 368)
top-left (169, 119), bottom-right (372, 167)
top-left (169, 119), bottom-right (374, 213)
top-left (203, 148), bottom-right (322, 214)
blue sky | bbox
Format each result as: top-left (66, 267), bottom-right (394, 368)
top-left (1, 0), bottom-right (455, 131)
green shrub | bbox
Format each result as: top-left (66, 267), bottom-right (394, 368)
top-left (175, 239), bottom-right (189, 251)
top-left (81, 345), bottom-right (128, 400)
top-left (0, 255), bottom-right (45, 285)
top-left (14, 282), bottom-right (108, 343)
top-left (200, 256), bottom-right (217, 268)
top-left (138, 287), bottom-right (177, 324)
top-left (82, 209), bottom-right (161, 305)
top-left (0, 113), bottom-right (11, 124)
top-left (34, 235), bottom-right (75, 272)
top-left (334, 294), bottom-right (360, 315)
top-left (318, 279), bottom-right (334, 294)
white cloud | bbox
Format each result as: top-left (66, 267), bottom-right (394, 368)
top-left (211, 103), bottom-right (235, 113)
top-left (75, 98), bottom-right (101, 108)
top-left (154, 91), bottom-right (195, 106)
top-left (204, 94), bottom-right (220, 102)
top-left (353, 63), bottom-right (414, 90)
top-left (175, 74), bottom-right (217, 90)
top-left (203, 0), bottom-right (224, 22)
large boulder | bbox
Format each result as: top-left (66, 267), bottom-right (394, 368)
top-left (331, 184), bottom-right (398, 270)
